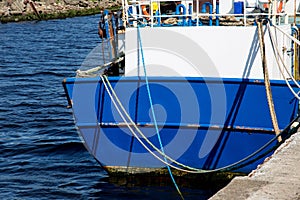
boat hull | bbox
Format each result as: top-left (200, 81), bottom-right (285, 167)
top-left (63, 76), bottom-right (299, 175)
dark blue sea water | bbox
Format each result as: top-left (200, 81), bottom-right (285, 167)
top-left (0, 15), bottom-right (223, 199)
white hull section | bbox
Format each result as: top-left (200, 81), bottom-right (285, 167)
top-left (125, 25), bottom-right (292, 80)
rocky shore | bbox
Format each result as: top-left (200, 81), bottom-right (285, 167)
top-left (0, 0), bottom-right (121, 23)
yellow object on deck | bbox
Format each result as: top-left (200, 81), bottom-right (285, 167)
top-left (294, 32), bottom-right (300, 80)
top-left (151, 2), bottom-right (159, 13)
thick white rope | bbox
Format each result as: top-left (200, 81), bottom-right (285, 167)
top-left (267, 23), bottom-right (300, 100)
top-left (100, 75), bottom-right (209, 173)
top-left (270, 24), bottom-right (300, 88)
top-left (257, 20), bottom-right (282, 142)
top-left (100, 75), bottom-right (283, 174)
top-left (100, 75), bottom-right (206, 173)
top-left (273, 24), bottom-right (300, 47)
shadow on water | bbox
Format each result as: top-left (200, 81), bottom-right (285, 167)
top-left (90, 173), bottom-right (239, 199)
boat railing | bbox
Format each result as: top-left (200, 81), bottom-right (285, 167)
top-left (125, 0), bottom-right (300, 27)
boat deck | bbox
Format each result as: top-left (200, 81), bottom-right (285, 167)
top-left (210, 130), bottom-right (300, 199)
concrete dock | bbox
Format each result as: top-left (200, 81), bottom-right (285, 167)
top-left (210, 132), bottom-right (300, 200)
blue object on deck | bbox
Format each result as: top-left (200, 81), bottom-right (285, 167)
top-left (188, 3), bottom-right (192, 26)
top-left (155, 10), bottom-right (161, 26)
top-left (176, 4), bottom-right (187, 26)
top-left (201, 2), bottom-right (213, 26)
top-left (234, 2), bottom-right (244, 14)
top-left (216, 2), bottom-right (220, 26)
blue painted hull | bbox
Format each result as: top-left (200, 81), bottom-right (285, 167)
top-left (63, 76), bottom-right (299, 174)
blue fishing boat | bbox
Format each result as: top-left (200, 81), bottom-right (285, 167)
top-left (63, 0), bottom-right (300, 178)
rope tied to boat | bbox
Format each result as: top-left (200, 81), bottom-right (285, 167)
top-left (136, 26), bottom-right (184, 200)
top-left (256, 18), bottom-right (282, 142)
top-left (268, 23), bottom-right (300, 99)
top-left (96, 19), bottom-right (300, 184)
top-left (101, 73), bottom-right (291, 173)
top-left (98, 24), bottom-right (297, 174)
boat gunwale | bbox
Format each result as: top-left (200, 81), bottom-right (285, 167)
top-left (63, 76), bottom-right (300, 87)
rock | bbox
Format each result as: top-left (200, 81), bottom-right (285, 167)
top-left (78, 0), bottom-right (89, 7)
top-left (10, 10), bottom-right (22, 15)
top-left (6, 0), bottom-right (13, 7)
top-left (3, 8), bottom-right (10, 17)
top-left (63, 0), bottom-right (80, 6)
top-left (46, 0), bottom-right (56, 5)
top-left (10, 1), bottom-right (23, 11)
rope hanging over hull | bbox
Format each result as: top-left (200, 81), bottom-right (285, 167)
top-left (256, 19), bottom-right (282, 142)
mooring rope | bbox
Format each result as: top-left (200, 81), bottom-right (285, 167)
top-left (256, 19), bottom-right (282, 142)
top-left (266, 23), bottom-right (300, 100)
top-left (101, 74), bottom-right (286, 173)
top-left (100, 78), bottom-right (195, 172)
top-left (273, 24), bottom-right (300, 47)
top-left (95, 21), bottom-right (296, 181)
top-left (268, 24), bottom-right (300, 87)
top-left (100, 76), bottom-right (183, 168)
top-left (98, 23), bottom-right (287, 173)
top-left (136, 26), bottom-right (184, 199)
